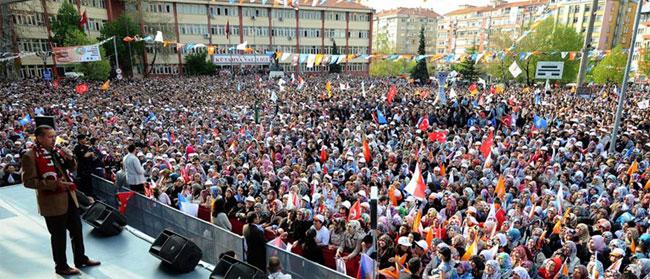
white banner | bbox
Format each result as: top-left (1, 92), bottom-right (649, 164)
top-left (509, 61), bottom-right (522, 78)
top-left (212, 55), bottom-right (271, 65)
top-left (53, 45), bottom-right (102, 64)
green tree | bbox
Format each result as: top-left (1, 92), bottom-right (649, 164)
top-left (374, 32), bottom-right (394, 54)
top-left (184, 51), bottom-right (216, 76)
top-left (510, 18), bottom-right (582, 85)
top-left (480, 31), bottom-right (514, 82)
top-left (638, 47), bottom-right (650, 78)
top-left (369, 59), bottom-right (415, 77)
top-left (329, 40), bottom-right (342, 73)
top-left (410, 27), bottom-right (429, 83)
top-left (99, 15), bottom-right (143, 77)
top-left (453, 46), bottom-right (480, 83)
top-left (51, 2), bottom-right (82, 46)
top-left (591, 45), bottom-right (627, 85)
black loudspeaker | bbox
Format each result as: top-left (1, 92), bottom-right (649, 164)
top-left (209, 255), bottom-right (266, 279)
top-left (81, 200), bottom-right (126, 236)
top-left (34, 116), bottom-right (56, 130)
top-left (149, 229), bottom-right (202, 273)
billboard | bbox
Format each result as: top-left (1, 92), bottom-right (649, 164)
top-left (53, 45), bottom-right (102, 64)
top-left (212, 55), bottom-right (271, 65)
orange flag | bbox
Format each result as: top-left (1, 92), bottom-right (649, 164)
top-left (100, 80), bottom-right (110, 91)
top-left (397, 254), bottom-right (407, 266)
top-left (461, 235), bottom-right (478, 261)
top-left (628, 160), bottom-right (639, 176)
top-left (552, 219), bottom-right (562, 234)
top-left (363, 137), bottom-right (371, 163)
top-left (388, 186), bottom-right (399, 206)
top-left (645, 179), bottom-right (650, 190)
top-left (562, 262), bottom-right (569, 276)
top-left (412, 210), bottom-right (422, 233)
top-left (440, 164), bottom-right (446, 176)
top-left (425, 226), bottom-right (434, 250)
top-left (494, 175), bottom-right (506, 199)
top-left (631, 238), bottom-right (637, 253)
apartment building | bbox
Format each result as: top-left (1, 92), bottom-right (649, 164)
top-left (372, 8), bottom-right (438, 54)
top-left (550, 0), bottom-right (637, 50)
top-left (632, 3), bottom-right (650, 80)
top-left (2, 0), bottom-right (373, 79)
top-left (437, 0), bottom-right (548, 56)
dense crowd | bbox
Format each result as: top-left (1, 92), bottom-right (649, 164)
top-left (3, 73), bottom-right (650, 279)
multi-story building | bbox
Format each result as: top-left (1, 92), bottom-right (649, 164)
top-left (372, 8), bottom-right (438, 54)
top-left (550, 0), bottom-right (638, 50)
top-left (437, 0), bottom-right (548, 56)
top-left (632, 3), bottom-right (650, 80)
top-left (2, 0), bottom-right (373, 79)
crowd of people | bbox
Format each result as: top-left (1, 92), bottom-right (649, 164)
top-left (3, 72), bottom-right (650, 279)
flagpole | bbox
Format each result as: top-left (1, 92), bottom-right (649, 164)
top-left (112, 36), bottom-right (120, 74)
top-left (229, 35), bottom-right (233, 80)
top-left (609, 0), bottom-right (642, 154)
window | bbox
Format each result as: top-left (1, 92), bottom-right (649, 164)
top-left (83, 0), bottom-right (106, 9)
top-left (17, 38), bottom-right (50, 52)
top-left (12, 12), bottom-right (44, 27)
top-left (20, 65), bottom-right (49, 79)
top-left (180, 24), bottom-right (209, 35)
top-left (177, 4), bottom-right (206, 15)
top-left (146, 3), bottom-right (172, 13)
top-left (87, 18), bottom-right (107, 32)
top-left (325, 12), bottom-right (344, 21)
top-left (151, 64), bottom-right (179, 75)
top-left (300, 28), bottom-right (320, 38)
top-left (273, 9), bottom-right (295, 20)
top-left (299, 10), bottom-right (321, 20)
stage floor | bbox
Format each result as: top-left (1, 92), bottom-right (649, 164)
top-left (0, 185), bottom-right (212, 279)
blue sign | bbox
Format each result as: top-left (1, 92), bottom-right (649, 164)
top-left (42, 68), bottom-right (52, 81)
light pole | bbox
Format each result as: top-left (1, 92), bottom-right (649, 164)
top-left (576, 0), bottom-right (599, 89)
top-left (609, 0), bottom-right (643, 154)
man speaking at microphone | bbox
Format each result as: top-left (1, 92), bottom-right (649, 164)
top-left (21, 125), bottom-right (100, 276)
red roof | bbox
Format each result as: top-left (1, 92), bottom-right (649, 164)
top-left (209, 0), bottom-right (372, 11)
top-left (445, 0), bottom-right (548, 16)
top-left (376, 7), bottom-right (440, 18)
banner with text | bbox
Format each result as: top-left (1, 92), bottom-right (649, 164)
top-left (212, 55), bottom-right (271, 65)
top-left (53, 45), bottom-right (102, 64)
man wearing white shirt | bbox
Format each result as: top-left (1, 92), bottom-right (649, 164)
top-left (311, 214), bottom-right (330, 247)
top-left (122, 144), bottom-right (146, 194)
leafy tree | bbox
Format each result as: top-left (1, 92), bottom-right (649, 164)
top-left (511, 18), bottom-right (582, 85)
top-left (410, 27), bottom-right (429, 83)
top-left (453, 46), bottom-right (480, 83)
top-left (369, 59), bottom-right (415, 77)
top-left (638, 47), bottom-right (650, 78)
top-left (51, 2), bottom-right (82, 46)
top-left (480, 31), bottom-right (514, 82)
top-left (374, 32), bottom-right (394, 54)
top-left (99, 15), bottom-right (143, 78)
top-left (184, 51), bottom-right (216, 76)
top-left (591, 45), bottom-right (627, 85)
top-left (329, 40), bottom-right (342, 73)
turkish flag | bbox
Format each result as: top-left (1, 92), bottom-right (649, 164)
top-left (386, 85), bottom-right (397, 105)
top-left (75, 83), bottom-right (88, 95)
top-left (348, 200), bottom-right (361, 221)
top-left (320, 148), bottom-right (327, 164)
top-left (428, 131), bottom-right (448, 143)
top-left (79, 10), bottom-right (88, 27)
top-left (116, 191), bottom-right (135, 215)
top-left (479, 130), bottom-right (494, 158)
top-left (418, 114), bottom-right (430, 132)
top-left (362, 138), bottom-right (371, 163)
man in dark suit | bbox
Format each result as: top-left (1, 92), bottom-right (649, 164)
top-left (22, 125), bottom-right (100, 276)
top-left (243, 211), bottom-right (267, 273)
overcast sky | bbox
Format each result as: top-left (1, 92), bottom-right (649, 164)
top-left (363, 0), bottom-right (500, 15)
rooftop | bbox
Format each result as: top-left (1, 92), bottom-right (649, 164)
top-left (376, 7), bottom-right (440, 18)
top-left (205, 0), bottom-right (372, 11)
top-left (445, 0), bottom-right (548, 16)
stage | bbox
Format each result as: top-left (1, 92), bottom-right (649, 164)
top-left (0, 185), bottom-right (212, 278)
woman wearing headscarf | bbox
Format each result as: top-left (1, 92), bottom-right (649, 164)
top-left (470, 255), bottom-right (485, 279)
top-left (537, 257), bottom-right (562, 279)
top-left (512, 266), bottom-right (530, 279)
top-left (456, 261), bottom-right (475, 279)
top-left (496, 252), bottom-right (514, 278)
top-left (482, 260), bottom-right (502, 279)
top-left (336, 220), bottom-right (365, 261)
top-left (575, 223), bottom-right (591, 264)
top-left (563, 241), bottom-right (581, 276)
top-left (377, 234), bottom-right (395, 269)
top-left (572, 265), bottom-right (589, 279)
top-left (587, 254), bottom-right (605, 279)
top-left (588, 235), bottom-right (610, 268)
